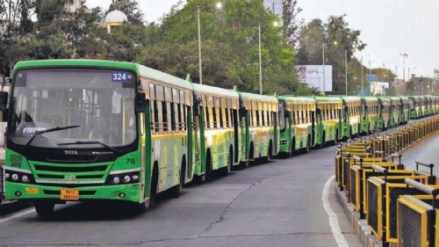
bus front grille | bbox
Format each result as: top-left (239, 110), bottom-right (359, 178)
top-left (30, 161), bottom-right (111, 185)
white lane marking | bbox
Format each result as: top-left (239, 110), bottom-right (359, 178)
top-left (0, 208), bottom-right (35, 224)
top-left (322, 175), bottom-right (350, 247)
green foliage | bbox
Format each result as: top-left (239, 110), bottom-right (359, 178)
top-left (0, 0), bottom-right (311, 96)
top-left (282, 0), bottom-right (302, 47)
top-left (297, 15), bottom-right (366, 95)
top-left (141, 0), bottom-right (309, 95)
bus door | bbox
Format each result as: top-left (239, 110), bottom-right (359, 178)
top-left (272, 110), bottom-right (279, 154)
top-left (238, 99), bottom-right (248, 161)
top-left (232, 108), bottom-right (239, 163)
top-left (193, 95), bottom-right (203, 175)
top-left (315, 107), bottom-right (323, 143)
top-left (342, 102), bottom-right (349, 137)
top-left (311, 109), bottom-right (316, 146)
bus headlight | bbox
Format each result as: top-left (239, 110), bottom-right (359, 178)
top-left (112, 176), bottom-right (121, 184)
top-left (21, 175), bottom-right (30, 183)
top-left (4, 170), bottom-right (35, 184)
top-left (107, 171), bottom-right (140, 185)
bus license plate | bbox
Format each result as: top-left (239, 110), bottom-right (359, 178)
top-left (60, 189), bottom-right (79, 200)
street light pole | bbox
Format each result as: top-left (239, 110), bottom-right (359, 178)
top-left (197, 6), bottom-right (203, 85)
top-left (345, 50), bottom-right (348, 95)
top-left (400, 53), bottom-right (408, 84)
top-left (360, 56), bottom-right (364, 94)
top-left (322, 44), bottom-right (326, 96)
top-left (258, 23), bottom-right (263, 95)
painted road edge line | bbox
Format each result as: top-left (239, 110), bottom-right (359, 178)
top-left (0, 208), bottom-right (35, 224)
top-left (322, 175), bottom-right (350, 247)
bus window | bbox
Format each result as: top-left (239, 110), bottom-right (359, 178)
top-left (212, 105), bottom-right (217, 129)
top-left (153, 100), bottom-right (159, 133)
top-left (162, 101), bottom-right (168, 132)
top-left (171, 102), bottom-right (176, 131)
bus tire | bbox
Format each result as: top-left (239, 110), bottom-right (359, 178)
top-left (305, 136), bottom-right (311, 153)
top-left (334, 129), bottom-right (339, 144)
top-left (319, 132), bottom-right (326, 148)
top-left (227, 147), bottom-right (233, 174)
top-left (35, 201), bottom-right (55, 219)
top-left (170, 161), bottom-right (185, 198)
top-left (265, 141), bottom-right (273, 162)
top-left (244, 143), bottom-right (254, 168)
top-left (205, 150), bottom-right (212, 181)
top-left (289, 138), bottom-right (295, 157)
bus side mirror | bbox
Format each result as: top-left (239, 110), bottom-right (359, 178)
top-left (0, 91), bottom-right (8, 111)
top-left (136, 92), bottom-right (147, 113)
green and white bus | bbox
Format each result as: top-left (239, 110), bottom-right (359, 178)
top-left (278, 96), bottom-right (315, 155)
top-left (377, 97), bottom-right (391, 129)
top-left (340, 96), bottom-right (361, 138)
top-left (192, 83), bottom-right (241, 180)
top-left (1, 59), bottom-right (198, 217)
top-left (238, 92), bottom-right (279, 164)
top-left (400, 96), bottom-right (410, 124)
top-left (360, 97), bottom-right (379, 134)
top-left (390, 96), bottom-right (402, 127)
top-left (314, 97), bottom-right (339, 146)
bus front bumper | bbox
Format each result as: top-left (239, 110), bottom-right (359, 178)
top-left (4, 182), bottom-right (142, 203)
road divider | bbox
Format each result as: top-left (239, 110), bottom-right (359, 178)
top-left (334, 115), bottom-right (439, 247)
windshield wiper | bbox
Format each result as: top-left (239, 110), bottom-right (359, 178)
top-left (57, 140), bottom-right (122, 153)
top-left (25, 125), bottom-right (80, 148)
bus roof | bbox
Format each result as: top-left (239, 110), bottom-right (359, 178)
top-left (13, 59), bottom-right (195, 91)
top-left (238, 91), bottom-right (278, 103)
top-left (14, 59), bottom-right (138, 72)
top-left (314, 96), bottom-right (342, 103)
top-left (193, 83), bottom-right (239, 98)
top-left (279, 96), bottom-right (316, 103)
top-left (361, 96), bottom-right (379, 102)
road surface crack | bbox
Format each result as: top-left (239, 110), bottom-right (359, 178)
top-left (198, 180), bottom-right (261, 237)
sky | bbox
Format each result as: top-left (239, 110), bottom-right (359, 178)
top-left (86, 0), bottom-right (439, 79)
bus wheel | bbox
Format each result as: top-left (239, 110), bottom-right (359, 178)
top-left (35, 201), bottom-right (55, 219)
top-left (244, 160), bottom-right (250, 168)
top-left (227, 149), bottom-right (233, 174)
top-left (265, 142), bottom-right (272, 162)
top-left (289, 139), bottom-right (295, 157)
top-left (195, 174), bottom-right (206, 184)
top-left (319, 132), bottom-right (326, 148)
top-left (171, 163), bottom-right (185, 198)
top-left (305, 136), bottom-right (311, 153)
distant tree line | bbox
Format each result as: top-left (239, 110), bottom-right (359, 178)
top-left (0, 0), bottom-right (397, 95)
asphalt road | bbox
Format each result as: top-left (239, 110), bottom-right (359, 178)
top-left (0, 146), bottom-right (362, 247)
top-left (399, 133), bottom-right (439, 174)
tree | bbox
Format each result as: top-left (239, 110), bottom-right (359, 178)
top-left (63, 7), bottom-right (102, 58)
top-left (0, 0), bottom-right (36, 75)
top-left (282, 0), bottom-right (302, 47)
top-left (141, 0), bottom-right (309, 95)
top-left (297, 15), bottom-right (366, 94)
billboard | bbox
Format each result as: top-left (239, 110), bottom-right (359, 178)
top-left (296, 65), bottom-right (333, 92)
top-left (369, 81), bottom-right (389, 95)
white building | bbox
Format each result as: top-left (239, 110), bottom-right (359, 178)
top-left (105, 10), bottom-right (128, 33)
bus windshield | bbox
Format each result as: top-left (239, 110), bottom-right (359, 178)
top-left (8, 68), bottom-right (137, 148)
